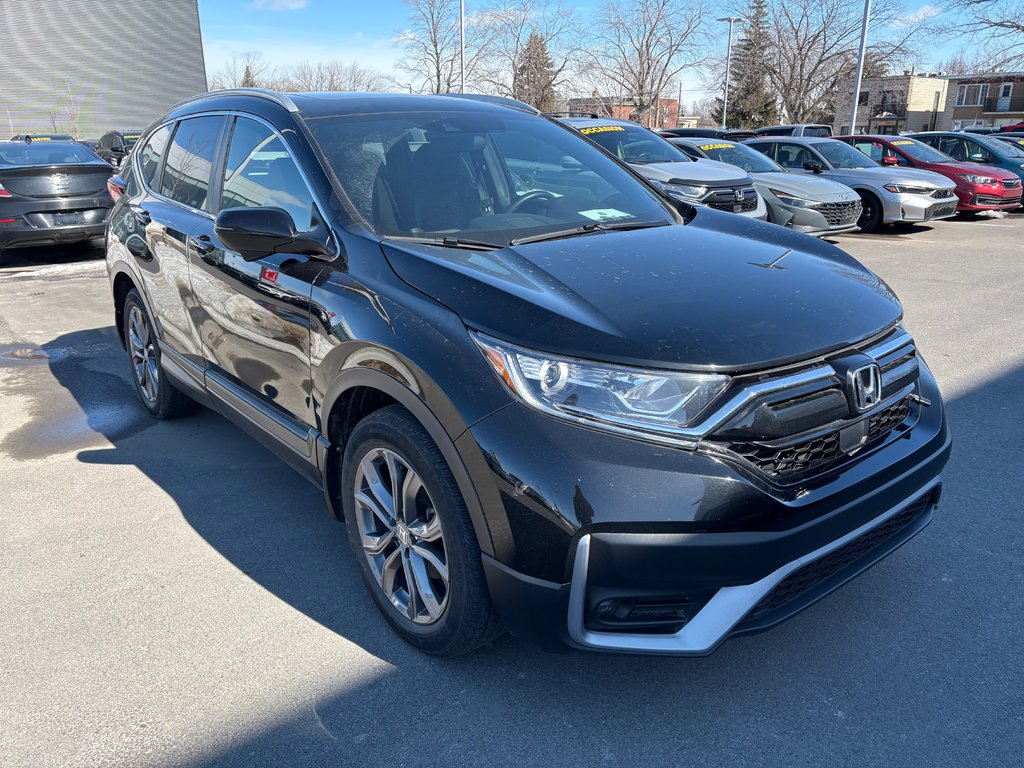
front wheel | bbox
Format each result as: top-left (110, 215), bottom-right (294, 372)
top-left (340, 405), bottom-right (502, 655)
top-left (857, 191), bottom-right (883, 232)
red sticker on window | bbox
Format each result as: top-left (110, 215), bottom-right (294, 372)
top-left (260, 267), bottom-right (279, 283)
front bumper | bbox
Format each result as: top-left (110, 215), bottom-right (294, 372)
top-left (959, 189), bottom-right (1023, 211)
top-left (468, 361), bottom-right (950, 655)
top-left (881, 191), bottom-right (959, 223)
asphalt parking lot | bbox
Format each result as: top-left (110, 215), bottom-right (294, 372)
top-left (2, 216), bottom-right (1022, 768)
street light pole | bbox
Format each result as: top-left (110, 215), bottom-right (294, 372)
top-left (718, 17), bottom-right (742, 130)
top-left (460, 0), bottom-right (466, 94)
top-left (847, 0), bottom-right (872, 134)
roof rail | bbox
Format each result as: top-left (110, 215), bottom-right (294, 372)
top-left (439, 93), bottom-right (541, 115)
top-left (544, 111), bottom-right (601, 119)
top-left (171, 87), bottom-right (300, 113)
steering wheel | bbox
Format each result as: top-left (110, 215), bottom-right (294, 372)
top-left (508, 190), bottom-right (555, 213)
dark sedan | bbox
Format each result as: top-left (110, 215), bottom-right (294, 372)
top-left (0, 140), bottom-right (114, 265)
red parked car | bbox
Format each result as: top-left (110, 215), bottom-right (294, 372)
top-left (835, 134), bottom-right (1023, 212)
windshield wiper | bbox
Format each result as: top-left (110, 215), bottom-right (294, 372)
top-left (383, 235), bottom-right (502, 251)
top-left (509, 219), bottom-right (669, 246)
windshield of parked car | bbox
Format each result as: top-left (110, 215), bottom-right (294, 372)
top-left (888, 138), bottom-right (953, 163)
top-left (815, 140), bottom-right (878, 169)
top-left (690, 140), bottom-right (783, 173)
top-left (0, 141), bottom-right (102, 166)
top-left (307, 111), bottom-right (675, 246)
top-left (977, 134), bottom-right (1024, 158)
top-left (802, 126), bottom-right (833, 137)
top-left (577, 123), bottom-right (691, 165)
top-left (122, 133), bottom-right (142, 148)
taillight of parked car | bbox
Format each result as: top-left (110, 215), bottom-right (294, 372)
top-left (0, 183), bottom-right (11, 198)
top-left (106, 175), bottom-right (126, 202)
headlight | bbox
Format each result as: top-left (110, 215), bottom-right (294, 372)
top-left (768, 188), bottom-right (818, 208)
top-left (473, 333), bottom-right (730, 442)
top-left (883, 184), bottom-right (933, 194)
top-left (955, 173), bottom-right (998, 185)
top-left (658, 181), bottom-right (707, 200)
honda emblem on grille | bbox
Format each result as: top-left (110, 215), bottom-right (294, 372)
top-left (850, 364), bottom-right (882, 412)
top-left (735, 188), bottom-right (744, 202)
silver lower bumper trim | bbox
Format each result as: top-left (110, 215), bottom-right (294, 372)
top-left (566, 476), bottom-right (940, 655)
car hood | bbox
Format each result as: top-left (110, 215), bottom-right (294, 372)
top-left (831, 166), bottom-right (952, 187)
top-left (751, 171), bottom-right (856, 201)
top-left (632, 158), bottom-right (750, 185)
top-left (381, 213), bottom-right (902, 372)
top-left (930, 160), bottom-right (1020, 180)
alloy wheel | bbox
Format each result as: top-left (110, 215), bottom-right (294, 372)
top-left (353, 447), bottom-right (449, 624)
top-left (127, 305), bottom-right (159, 404)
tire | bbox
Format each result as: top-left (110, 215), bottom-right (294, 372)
top-left (122, 288), bottom-right (197, 419)
top-left (857, 191), bottom-right (883, 232)
top-left (340, 405), bottom-right (502, 655)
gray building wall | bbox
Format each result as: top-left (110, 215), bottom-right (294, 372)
top-left (0, 0), bottom-right (207, 139)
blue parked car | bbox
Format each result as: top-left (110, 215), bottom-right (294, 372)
top-left (915, 131), bottom-right (1024, 184)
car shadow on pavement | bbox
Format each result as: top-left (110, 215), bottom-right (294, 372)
top-left (38, 328), bottom-right (1024, 767)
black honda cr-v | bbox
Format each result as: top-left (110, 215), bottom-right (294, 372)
top-left (105, 90), bottom-right (950, 656)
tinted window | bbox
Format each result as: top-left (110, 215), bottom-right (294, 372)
top-left (889, 138), bottom-right (950, 163)
top-left (221, 117), bottom-right (315, 230)
top-left (0, 142), bottom-right (102, 166)
top-left (774, 142), bottom-right (822, 169)
top-left (803, 126), bottom-right (833, 137)
top-left (122, 133), bottom-right (142, 148)
top-left (138, 125), bottom-right (171, 191)
top-left (307, 110), bottom-right (672, 245)
top-left (815, 140), bottom-right (877, 169)
top-left (692, 141), bottom-right (782, 173)
top-left (161, 116), bottom-right (224, 210)
top-left (99, 134), bottom-right (112, 149)
top-left (579, 123), bottom-right (689, 165)
top-left (977, 134), bottom-right (1024, 158)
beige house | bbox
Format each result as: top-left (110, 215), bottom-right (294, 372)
top-left (939, 73), bottom-right (1024, 130)
top-left (833, 73), bottom-right (949, 135)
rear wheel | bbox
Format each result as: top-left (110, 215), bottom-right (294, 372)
top-left (122, 289), bottom-right (197, 419)
top-left (857, 191), bottom-right (883, 231)
top-left (340, 405), bottom-right (502, 655)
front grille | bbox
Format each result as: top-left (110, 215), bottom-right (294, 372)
top-left (725, 397), bottom-right (913, 480)
top-left (975, 194), bottom-right (1021, 206)
top-left (812, 200), bottom-right (861, 226)
top-left (930, 188), bottom-right (953, 199)
top-left (926, 202), bottom-right (958, 219)
top-left (746, 494), bottom-right (931, 620)
top-left (705, 185), bottom-right (758, 213)
top-left (1003, 178), bottom-right (1021, 189)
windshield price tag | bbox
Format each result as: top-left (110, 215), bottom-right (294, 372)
top-left (579, 208), bottom-right (633, 221)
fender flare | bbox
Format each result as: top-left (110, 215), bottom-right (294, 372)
top-left (319, 366), bottom-right (499, 559)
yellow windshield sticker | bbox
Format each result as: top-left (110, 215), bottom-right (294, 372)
top-left (891, 140), bottom-right (914, 146)
top-left (123, 134), bottom-right (141, 139)
top-left (698, 142), bottom-right (735, 151)
top-left (579, 125), bottom-right (625, 135)
top-left (31, 137), bottom-right (52, 141)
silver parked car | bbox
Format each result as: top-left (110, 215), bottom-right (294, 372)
top-left (562, 118), bottom-right (768, 220)
top-left (746, 137), bottom-right (959, 231)
top-left (668, 137), bottom-right (862, 236)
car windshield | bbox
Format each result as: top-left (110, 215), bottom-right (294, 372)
top-left (122, 133), bottom-right (142, 148)
top-left (578, 123), bottom-right (690, 165)
top-left (803, 126), bottom-right (832, 137)
top-left (888, 138), bottom-right (952, 163)
top-left (691, 140), bottom-right (782, 173)
top-left (815, 140), bottom-right (878, 169)
top-left (977, 134), bottom-right (1024, 158)
top-left (0, 141), bottom-right (101, 166)
top-left (306, 111), bottom-right (675, 246)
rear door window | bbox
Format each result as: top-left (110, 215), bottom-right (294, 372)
top-left (220, 117), bottom-right (315, 230)
top-left (160, 116), bottom-right (226, 211)
top-left (138, 125), bottom-right (171, 189)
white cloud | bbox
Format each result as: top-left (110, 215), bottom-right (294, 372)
top-left (891, 4), bottom-right (941, 28)
top-left (247, 0), bottom-right (309, 10)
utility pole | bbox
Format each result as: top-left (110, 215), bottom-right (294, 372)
top-left (677, 81), bottom-right (683, 127)
top-left (460, 0), bottom-right (466, 93)
top-left (847, 0), bottom-right (872, 134)
top-left (718, 17), bottom-right (742, 129)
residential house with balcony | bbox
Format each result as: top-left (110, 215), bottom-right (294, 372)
top-left (834, 73), bottom-right (949, 135)
top-left (940, 73), bottom-right (1024, 130)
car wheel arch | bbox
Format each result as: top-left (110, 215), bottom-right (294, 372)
top-left (111, 266), bottom-right (142, 350)
top-left (319, 364), bottom-right (509, 561)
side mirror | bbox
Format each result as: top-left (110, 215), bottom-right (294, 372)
top-left (968, 153), bottom-right (989, 162)
top-left (803, 161), bottom-right (825, 174)
top-left (214, 207), bottom-right (331, 262)
top-left (881, 155), bottom-right (899, 166)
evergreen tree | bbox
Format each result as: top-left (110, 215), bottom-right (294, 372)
top-left (512, 33), bottom-right (557, 112)
top-left (714, 0), bottom-right (779, 128)
top-left (240, 64), bottom-right (258, 88)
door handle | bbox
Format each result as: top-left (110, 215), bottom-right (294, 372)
top-left (188, 234), bottom-right (215, 256)
top-left (134, 208), bottom-right (151, 225)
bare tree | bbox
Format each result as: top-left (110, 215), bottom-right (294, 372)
top-left (287, 60), bottom-right (389, 91)
top-left (935, 1), bottom-right (1024, 70)
top-left (474, 0), bottom-right (579, 103)
top-left (209, 52), bottom-right (285, 90)
top-left (583, 0), bottom-right (706, 128)
top-left (396, 0), bottom-right (491, 93)
top-left (759, 0), bottom-right (923, 123)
